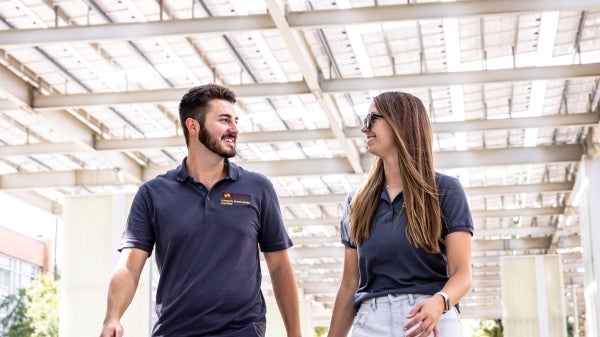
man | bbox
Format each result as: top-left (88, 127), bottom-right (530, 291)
top-left (99, 84), bottom-right (302, 337)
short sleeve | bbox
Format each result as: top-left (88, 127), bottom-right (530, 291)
top-left (437, 175), bottom-right (474, 237)
top-left (340, 190), bottom-right (357, 248)
top-left (258, 176), bottom-right (293, 252)
top-left (118, 184), bottom-right (156, 254)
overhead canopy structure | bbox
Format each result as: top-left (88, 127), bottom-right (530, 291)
top-left (0, 0), bottom-right (598, 326)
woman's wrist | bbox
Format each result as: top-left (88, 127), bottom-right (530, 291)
top-left (434, 291), bottom-right (451, 313)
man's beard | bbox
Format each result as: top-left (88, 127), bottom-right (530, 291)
top-left (199, 125), bottom-right (236, 158)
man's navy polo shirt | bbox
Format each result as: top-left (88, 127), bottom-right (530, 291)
top-left (341, 172), bottom-right (474, 312)
top-left (118, 157), bottom-right (293, 336)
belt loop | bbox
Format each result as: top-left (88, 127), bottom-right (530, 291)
top-left (408, 294), bottom-right (416, 305)
top-left (371, 297), bottom-right (378, 310)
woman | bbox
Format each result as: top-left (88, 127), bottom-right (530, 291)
top-left (328, 91), bottom-right (473, 337)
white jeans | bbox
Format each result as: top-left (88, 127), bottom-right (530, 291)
top-left (351, 294), bottom-right (464, 337)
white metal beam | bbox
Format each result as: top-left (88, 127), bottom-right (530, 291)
top-left (321, 64), bottom-right (600, 93)
top-left (0, 15), bottom-right (275, 47)
top-left (288, 235), bottom-right (580, 260)
top-left (140, 144), bottom-right (581, 178)
top-left (291, 223), bottom-right (563, 241)
top-left (283, 208), bottom-right (563, 228)
top-left (31, 65), bottom-right (600, 108)
top-left (4, 190), bottom-right (63, 215)
top-left (0, 169), bottom-right (137, 190)
top-left (0, 1), bottom-right (597, 47)
top-left (33, 82), bottom-right (311, 110)
top-left (286, 0), bottom-right (600, 28)
top-left (0, 165), bottom-right (571, 198)
top-left (2, 113), bottom-right (594, 156)
top-left (264, 0), bottom-right (364, 174)
top-left (432, 144), bottom-right (583, 169)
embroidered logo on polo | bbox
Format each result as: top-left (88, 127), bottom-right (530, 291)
top-left (220, 192), bottom-right (251, 206)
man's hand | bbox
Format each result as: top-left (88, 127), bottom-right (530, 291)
top-left (100, 317), bottom-right (124, 337)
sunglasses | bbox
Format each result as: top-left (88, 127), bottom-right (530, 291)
top-left (363, 113), bottom-right (383, 129)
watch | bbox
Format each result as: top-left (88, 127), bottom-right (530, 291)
top-left (434, 291), bottom-right (451, 313)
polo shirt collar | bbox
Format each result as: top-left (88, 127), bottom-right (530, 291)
top-left (175, 157), bottom-right (240, 182)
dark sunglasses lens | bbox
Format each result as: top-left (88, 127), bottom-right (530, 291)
top-left (363, 114), bottom-right (371, 128)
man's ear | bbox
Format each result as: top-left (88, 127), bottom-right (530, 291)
top-left (185, 118), bottom-right (199, 135)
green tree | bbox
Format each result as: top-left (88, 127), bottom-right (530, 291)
top-left (568, 315), bottom-right (585, 337)
top-left (0, 288), bottom-right (33, 337)
top-left (0, 274), bottom-right (59, 337)
top-left (568, 317), bottom-right (574, 337)
top-left (471, 319), bottom-right (503, 337)
top-left (314, 326), bottom-right (328, 337)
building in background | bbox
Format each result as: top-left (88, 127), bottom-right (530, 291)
top-left (0, 226), bottom-right (54, 297)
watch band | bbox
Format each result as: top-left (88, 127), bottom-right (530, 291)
top-left (434, 291), bottom-right (451, 313)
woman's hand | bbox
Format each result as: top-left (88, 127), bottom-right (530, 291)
top-left (403, 295), bottom-right (445, 337)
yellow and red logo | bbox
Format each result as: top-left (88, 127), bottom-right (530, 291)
top-left (220, 192), bottom-right (251, 206)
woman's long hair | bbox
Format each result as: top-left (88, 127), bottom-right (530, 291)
top-left (349, 91), bottom-right (442, 253)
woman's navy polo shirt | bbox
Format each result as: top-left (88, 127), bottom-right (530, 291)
top-left (341, 172), bottom-right (474, 312)
top-left (118, 157), bottom-right (293, 336)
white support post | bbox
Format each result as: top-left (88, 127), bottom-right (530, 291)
top-left (500, 255), bottom-right (567, 337)
top-left (59, 194), bottom-right (151, 337)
